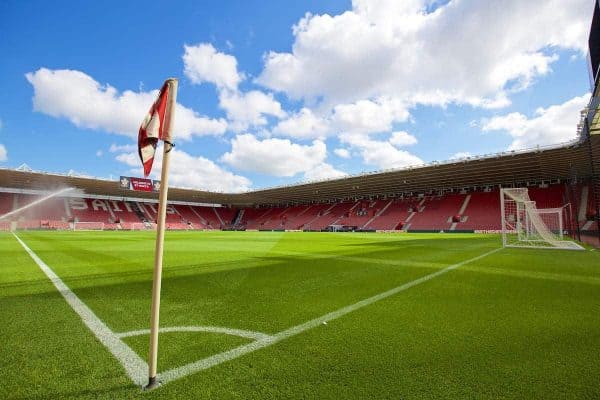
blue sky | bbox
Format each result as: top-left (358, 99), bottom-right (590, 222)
top-left (0, 0), bottom-right (594, 192)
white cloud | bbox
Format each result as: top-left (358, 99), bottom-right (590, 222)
top-left (115, 147), bottom-right (251, 192)
top-left (174, 103), bottom-right (229, 139)
top-left (303, 163), bottom-right (347, 181)
top-left (490, 53), bottom-right (558, 92)
top-left (271, 98), bottom-right (412, 140)
top-left (26, 68), bottom-right (227, 140)
top-left (96, 150), bottom-right (103, 157)
top-left (257, 0), bottom-right (591, 109)
top-left (182, 45), bottom-right (285, 133)
top-left (183, 43), bottom-right (244, 90)
top-left (483, 113), bottom-right (528, 133)
top-left (221, 134), bottom-right (327, 177)
top-left (219, 90), bottom-right (285, 132)
top-left (450, 151), bottom-right (472, 160)
top-left (334, 148), bottom-right (351, 158)
top-left (109, 143), bottom-right (136, 153)
top-left (332, 98), bottom-right (410, 134)
top-left (482, 94), bottom-right (589, 150)
top-left (273, 108), bottom-right (331, 139)
top-left (341, 133), bottom-right (423, 170)
top-left (389, 131), bottom-right (417, 147)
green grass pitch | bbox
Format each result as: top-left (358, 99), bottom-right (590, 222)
top-left (1, 231), bottom-right (599, 399)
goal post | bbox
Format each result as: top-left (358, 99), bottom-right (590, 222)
top-left (500, 188), bottom-right (584, 250)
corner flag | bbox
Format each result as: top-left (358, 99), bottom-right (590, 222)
top-left (139, 78), bottom-right (178, 390)
top-left (138, 80), bottom-right (177, 177)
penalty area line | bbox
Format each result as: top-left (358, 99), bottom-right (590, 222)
top-left (159, 246), bottom-right (502, 385)
top-left (12, 233), bottom-right (148, 386)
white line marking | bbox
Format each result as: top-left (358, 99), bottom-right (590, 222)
top-left (159, 247), bottom-right (502, 385)
top-left (13, 232), bottom-right (501, 388)
top-left (116, 326), bottom-right (273, 341)
top-left (13, 233), bottom-right (148, 386)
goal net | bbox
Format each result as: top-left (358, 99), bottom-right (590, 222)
top-left (500, 188), bottom-right (583, 250)
top-left (73, 221), bottom-right (105, 231)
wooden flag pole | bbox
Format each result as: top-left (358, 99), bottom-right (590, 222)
top-left (146, 78), bottom-right (178, 390)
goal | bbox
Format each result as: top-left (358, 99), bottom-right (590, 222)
top-left (73, 221), bottom-right (105, 231)
top-left (500, 188), bottom-right (583, 250)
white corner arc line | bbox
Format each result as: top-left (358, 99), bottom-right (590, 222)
top-left (12, 233), bottom-right (148, 386)
top-left (116, 326), bottom-right (273, 341)
top-left (159, 247), bottom-right (502, 385)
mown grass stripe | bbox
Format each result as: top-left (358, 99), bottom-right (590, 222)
top-left (159, 247), bottom-right (501, 385)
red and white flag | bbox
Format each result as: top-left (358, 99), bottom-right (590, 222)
top-left (138, 80), bottom-right (175, 177)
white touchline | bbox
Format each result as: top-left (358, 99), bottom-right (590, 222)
top-left (158, 247), bottom-right (502, 385)
top-left (12, 233), bottom-right (148, 386)
top-left (13, 231), bottom-right (501, 388)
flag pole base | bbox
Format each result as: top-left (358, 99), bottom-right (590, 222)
top-left (143, 376), bottom-right (160, 391)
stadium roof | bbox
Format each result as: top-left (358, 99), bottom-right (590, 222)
top-left (2, 129), bottom-right (598, 207)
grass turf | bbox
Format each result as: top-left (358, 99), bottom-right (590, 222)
top-left (0, 231), bottom-right (598, 399)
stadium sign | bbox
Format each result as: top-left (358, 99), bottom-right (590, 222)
top-left (119, 176), bottom-right (161, 192)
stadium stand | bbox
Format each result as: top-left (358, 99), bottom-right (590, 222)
top-left (242, 207), bottom-right (279, 230)
top-left (365, 199), bottom-right (414, 231)
top-left (257, 207), bottom-right (289, 230)
top-left (237, 207), bottom-right (267, 229)
top-left (457, 190), bottom-right (502, 231)
top-left (334, 199), bottom-right (386, 229)
top-left (143, 203), bottom-right (186, 224)
top-left (0, 192), bottom-right (14, 216)
top-left (190, 205), bottom-right (222, 229)
top-left (408, 194), bottom-right (466, 231)
top-left (0, 182), bottom-right (594, 238)
top-left (287, 204), bottom-right (331, 230)
top-left (215, 207), bottom-right (236, 228)
top-left (69, 198), bottom-right (112, 223)
top-left (275, 205), bottom-right (311, 230)
top-left (528, 185), bottom-right (565, 209)
top-left (583, 183), bottom-right (600, 232)
top-left (0, 109), bottom-right (598, 246)
top-left (110, 201), bottom-right (144, 223)
top-left (302, 201), bottom-right (356, 231)
top-left (173, 205), bottom-right (207, 229)
top-left (17, 194), bottom-right (66, 221)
